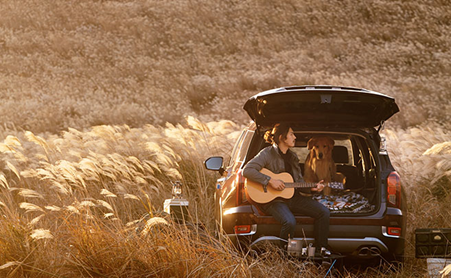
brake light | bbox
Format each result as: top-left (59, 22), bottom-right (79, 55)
top-left (387, 171), bottom-right (401, 208)
top-left (234, 225), bottom-right (251, 234)
top-left (235, 170), bottom-right (247, 205)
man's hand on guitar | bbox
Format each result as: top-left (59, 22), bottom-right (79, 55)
top-left (268, 178), bottom-right (285, 191)
top-left (311, 180), bottom-right (325, 192)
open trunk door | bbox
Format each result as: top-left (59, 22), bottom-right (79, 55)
top-left (243, 86), bottom-right (399, 131)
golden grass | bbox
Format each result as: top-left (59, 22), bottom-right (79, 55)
top-left (1, 0), bottom-right (451, 276)
top-left (0, 117), bottom-right (450, 276)
top-left (383, 125), bottom-right (451, 277)
top-left (0, 118), bottom-right (246, 276)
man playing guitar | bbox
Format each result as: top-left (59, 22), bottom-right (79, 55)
top-left (242, 123), bottom-right (331, 257)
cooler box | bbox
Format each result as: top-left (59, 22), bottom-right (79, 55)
top-left (164, 198), bottom-right (189, 221)
top-left (415, 228), bottom-right (451, 258)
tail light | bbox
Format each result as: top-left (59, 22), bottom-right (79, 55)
top-left (387, 171), bottom-right (401, 208)
top-left (235, 170), bottom-right (247, 205)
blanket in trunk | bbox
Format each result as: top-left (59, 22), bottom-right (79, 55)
top-left (312, 192), bottom-right (375, 213)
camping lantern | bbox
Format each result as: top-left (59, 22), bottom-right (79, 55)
top-left (172, 181), bottom-right (182, 198)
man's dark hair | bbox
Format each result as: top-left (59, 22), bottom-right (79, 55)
top-left (264, 123), bottom-right (291, 145)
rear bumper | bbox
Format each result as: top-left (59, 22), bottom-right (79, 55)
top-left (223, 205), bottom-right (405, 258)
top-left (229, 227), bottom-right (403, 259)
top-left (248, 235), bottom-right (388, 256)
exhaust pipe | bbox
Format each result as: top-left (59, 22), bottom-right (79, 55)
top-left (357, 246), bottom-right (382, 257)
top-left (370, 247), bottom-right (381, 256)
top-left (358, 247), bottom-right (370, 257)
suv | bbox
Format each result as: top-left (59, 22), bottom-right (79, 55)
top-left (205, 85), bottom-right (405, 262)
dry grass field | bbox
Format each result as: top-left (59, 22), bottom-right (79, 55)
top-left (1, 0), bottom-right (451, 277)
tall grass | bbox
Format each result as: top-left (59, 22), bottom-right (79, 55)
top-left (0, 118), bottom-right (241, 277)
top-left (1, 117), bottom-right (450, 276)
top-left (1, 0), bottom-right (451, 276)
top-left (383, 125), bottom-right (451, 276)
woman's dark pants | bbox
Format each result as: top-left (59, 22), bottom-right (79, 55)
top-left (263, 193), bottom-right (330, 249)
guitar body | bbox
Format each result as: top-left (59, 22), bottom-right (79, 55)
top-left (245, 168), bottom-right (295, 204)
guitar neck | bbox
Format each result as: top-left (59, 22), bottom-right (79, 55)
top-left (284, 182), bottom-right (343, 189)
top-left (284, 182), bottom-right (319, 189)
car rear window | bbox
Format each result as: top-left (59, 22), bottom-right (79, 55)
top-left (292, 139), bottom-right (353, 166)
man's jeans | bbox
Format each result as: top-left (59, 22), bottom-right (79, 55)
top-left (263, 193), bottom-right (330, 248)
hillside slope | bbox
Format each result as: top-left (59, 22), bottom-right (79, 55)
top-left (0, 0), bottom-right (450, 133)
top-left (1, 1), bottom-right (451, 276)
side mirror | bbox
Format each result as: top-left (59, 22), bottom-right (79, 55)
top-left (204, 156), bottom-right (225, 175)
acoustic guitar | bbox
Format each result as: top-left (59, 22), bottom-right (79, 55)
top-left (245, 168), bottom-right (344, 204)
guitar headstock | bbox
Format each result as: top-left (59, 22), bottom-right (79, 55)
top-left (328, 182), bottom-right (344, 189)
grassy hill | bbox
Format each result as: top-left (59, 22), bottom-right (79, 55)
top-left (1, 0), bottom-right (450, 133)
top-left (0, 0), bottom-right (451, 276)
